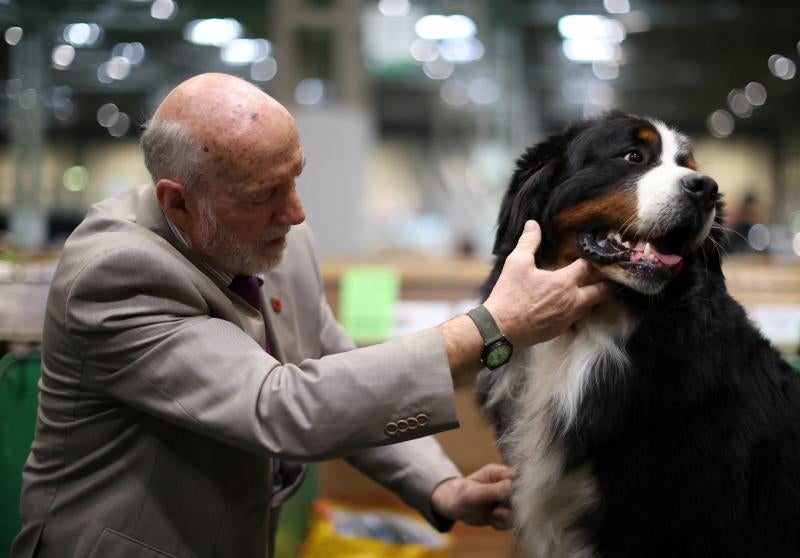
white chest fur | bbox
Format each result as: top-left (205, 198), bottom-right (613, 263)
top-left (501, 305), bottom-right (635, 558)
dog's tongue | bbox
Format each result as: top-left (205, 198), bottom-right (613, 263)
top-left (631, 240), bottom-right (683, 267)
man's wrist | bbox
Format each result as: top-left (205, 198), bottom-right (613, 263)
top-left (438, 315), bottom-right (485, 385)
top-left (466, 305), bottom-right (514, 370)
top-left (429, 476), bottom-right (461, 523)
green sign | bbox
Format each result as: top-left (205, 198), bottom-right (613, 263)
top-left (339, 266), bottom-right (400, 344)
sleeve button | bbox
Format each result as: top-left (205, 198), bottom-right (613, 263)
top-left (385, 422), bottom-right (398, 435)
top-left (396, 419), bottom-right (409, 432)
top-left (416, 413), bottom-right (429, 427)
top-left (407, 417), bottom-right (419, 429)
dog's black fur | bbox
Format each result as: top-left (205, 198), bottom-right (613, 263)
top-left (478, 113), bottom-right (800, 557)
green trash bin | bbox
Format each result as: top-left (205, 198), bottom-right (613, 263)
top-left (0, 348), bottom-right (41, 556)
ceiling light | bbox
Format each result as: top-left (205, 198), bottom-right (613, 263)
top-left (4, 79), bottom-right (21, 99)
top-left (617, 11), bottom-right (650, 33)
top-left (707, 109), bottom-right (734, 138)
top-left (97, 62), bottom-right (113, 84)
top-left (415, 14), bottom-right (477, 41)
top-left (422, 57), bottom-right (454, 80)
top-left (439, 37), bottom-right (484, 63)
top-left (558, 15), bottom-right (625, 43)
top-left (108, 112), bottom-right (131, 137)
top-left (410, 38), bottom-right (439, 62)
top-left (251, 57), bottom-right (277, 81)
top-left (592, 61), bottom-right (619, 80)
top-left (97, 103), bottom-right (120, 127)
top-left (744, 81), bottom-right (767, 105)
top-left (106, 56), bottom-right (131, 80)
top-left (768, 54), bottom-right (796, 80)
top-left (221, 38), bottom-right (270, 65)
top-left (468, 77), bottom-right (500, 104)
top-left (440, 79), bottom-right (469, 107)
top-left (52, 44), bottom-right (76, 69)
top-left (294, 78), bottom-right (326, 106)
top-left (4, 26), bottom-right (22, 45)
top-left (562, 79), bottom-right (586, 104)
top-left (184, 18), bottom-right (243, 47)
top-left (587, 81), bottom-right (615, 105)
top-left (18, 89), bottom-right (37, 110)
top-left (727, 89), bottom-right (752, 117)
top-left (378, 0), bottom-right (410, 17)
top-left (112, 42), bottom-right (146, 65)
top-left (64, 23), bottom-right (102, 47)
top-left (603, 0), bottom-right (630, 14)
top-left (562, 39), bottom-right (621, 62)
top-left (53, 98), bottom-right (74, 122)
top-left (151, 0), bottom-right (177, 21)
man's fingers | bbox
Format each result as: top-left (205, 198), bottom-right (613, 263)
top-left (470, 463), bottom-right (515, 483)
top-left (490, 506), bottom-right (513, 530)
top-left (477, 478), bottom-right (513, 503)
top-left (576, 281), bottom-right (614, 308)
top-left (559, 258), bottom-right (595, 285)
top-left (509, 220), bottom-right (542, 266)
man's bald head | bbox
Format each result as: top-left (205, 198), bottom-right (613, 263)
top-left (141, 73), bottom-right (300, 195)
top-left (144, 73), bottom-right (306, 275)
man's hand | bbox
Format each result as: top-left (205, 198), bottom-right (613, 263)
top-left (484, 220), bottom-right (612, 347)
top-left (431, 464), bottom-right (514, 530)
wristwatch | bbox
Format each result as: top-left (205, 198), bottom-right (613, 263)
top-left (466, 305), bottom-right (513, 370)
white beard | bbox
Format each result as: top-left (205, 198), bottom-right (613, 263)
top-left (196, 198), bottom-right (289, 275)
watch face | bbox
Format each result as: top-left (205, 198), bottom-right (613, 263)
top-left (485, 341), bottom-right (513, 369)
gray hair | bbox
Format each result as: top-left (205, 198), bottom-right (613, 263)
top-left (140, 118), bottom-right (205, 195)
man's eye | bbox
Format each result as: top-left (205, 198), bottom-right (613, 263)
top-left (623, 150), bottom-right (644, 163)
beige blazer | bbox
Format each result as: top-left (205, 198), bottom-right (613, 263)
top-left (11, 184), bottom-right (461, 558)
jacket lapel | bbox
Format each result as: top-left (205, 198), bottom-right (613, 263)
top-left (259, 268), bottom-right (291, 364)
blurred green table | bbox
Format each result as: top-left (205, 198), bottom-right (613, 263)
top-left (0, 348), bottom-right (41, 556)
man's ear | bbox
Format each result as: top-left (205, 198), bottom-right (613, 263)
top-left (156, 179), bottom-right (192, 230)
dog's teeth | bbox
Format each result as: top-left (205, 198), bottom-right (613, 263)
top-left (643, 242), bottom-right (652, 258)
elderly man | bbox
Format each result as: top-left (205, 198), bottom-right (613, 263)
top-left (12, 73), bottom-right (609, 558)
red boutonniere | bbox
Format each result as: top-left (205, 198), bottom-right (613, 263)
top-left (271, 297), bottom-right (283, 313)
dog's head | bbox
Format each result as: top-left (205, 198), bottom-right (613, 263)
top-left (485, 112), bottom-right (724, 297)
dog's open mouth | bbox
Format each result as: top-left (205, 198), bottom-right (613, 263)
top-left (578, 228), bottom-right (686, 280)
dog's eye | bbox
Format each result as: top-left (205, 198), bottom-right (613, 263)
top-left (623, 150), bottom-right (644, 163)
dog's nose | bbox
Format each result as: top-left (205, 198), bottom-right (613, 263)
top-left (681, 174), bottom-right (718, 208)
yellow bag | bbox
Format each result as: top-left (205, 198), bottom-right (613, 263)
top-left (299, 500), bottom-right (452, 558)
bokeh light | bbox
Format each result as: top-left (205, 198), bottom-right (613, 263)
top-left (63, 166), bottom-right (90, 192)
top-left (707, 109), bottom-right (735, 138)
top-left (4, 26), bottom-right (22, 46)
top-left (747, 223), bottom-right (771, 251)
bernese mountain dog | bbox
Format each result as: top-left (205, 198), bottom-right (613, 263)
top-left (477, 112), bottom-right (800, 557)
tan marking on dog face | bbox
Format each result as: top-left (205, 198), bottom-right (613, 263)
top-left (551, 187), bottom-right (639, 269)
top-left (682, 156), bottom-right (698, 171)
top-left (637, 127), bottom-right (660, 145)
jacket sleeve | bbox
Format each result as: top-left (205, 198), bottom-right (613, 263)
top-left (308, 245), bottom-right (462, 529)
top-left (62, 238), bottom-right (459, 462)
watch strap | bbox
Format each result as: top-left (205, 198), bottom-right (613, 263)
top-left (466, 305), bottom-right (504, 345)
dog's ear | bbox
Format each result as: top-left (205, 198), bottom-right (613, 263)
top-left (480, 135), bottom-right (567, 298)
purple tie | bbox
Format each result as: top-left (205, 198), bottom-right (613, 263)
top-left (229, 274), bottom-right (272, 354)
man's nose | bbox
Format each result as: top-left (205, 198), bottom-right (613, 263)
top-left (275, 189), bottom-right (306, 226)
